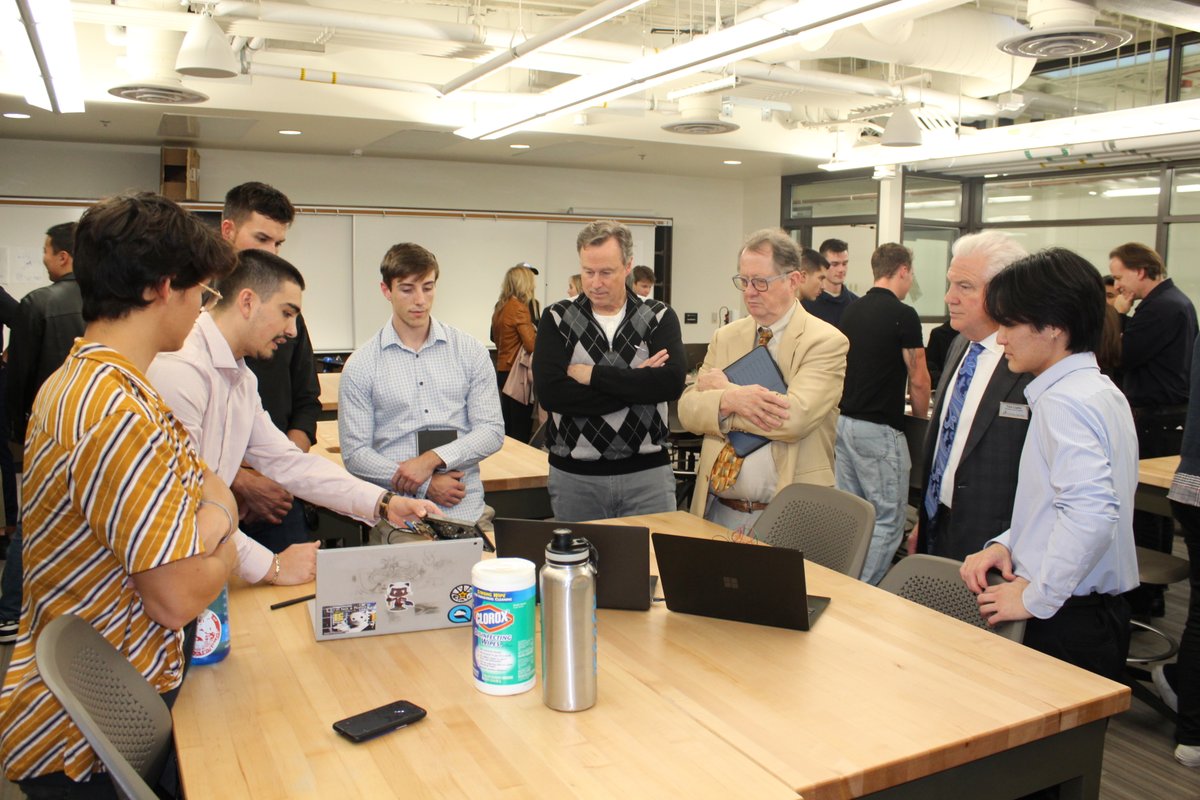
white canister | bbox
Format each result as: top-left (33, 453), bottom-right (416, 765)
top-left (471, 558), bottom-right (536, 695)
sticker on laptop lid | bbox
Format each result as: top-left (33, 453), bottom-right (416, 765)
top-left (386, 581), bottom-right (415, 612)
top-left (321, 602), bottom-right (377, 635)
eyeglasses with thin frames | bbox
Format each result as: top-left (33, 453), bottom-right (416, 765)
top-left (198, 281), bottom-right (223, 310)
top-left (731, 273), bottom-right (789, 293)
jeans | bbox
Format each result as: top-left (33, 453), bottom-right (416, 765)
top-left (0, 522), bottom-right (22, 621)
top-left (1170, 500), bottom-right (1200, 745)
top-left (835, 415), bottom-right (910, 585)
top-left (547, 464), bottom-right (676, 522)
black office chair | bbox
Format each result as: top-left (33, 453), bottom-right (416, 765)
top-left (35, 614), bottom-right (172, 800)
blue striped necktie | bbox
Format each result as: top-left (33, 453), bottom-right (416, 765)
top-left (924, 342), bottom-right (985, 520)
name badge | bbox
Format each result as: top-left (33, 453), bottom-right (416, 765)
top-left (999, 402), bottom-right (1030, 420)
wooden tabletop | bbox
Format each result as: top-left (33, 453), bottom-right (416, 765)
top-left (317, 372), bottom-right (339, 412)
top-left (311, 419), bottom-right (549, 492)
top-left (1139, 454), bottom-right (1180, 491)
top-left (174, 511), bottom-right (1128, 800)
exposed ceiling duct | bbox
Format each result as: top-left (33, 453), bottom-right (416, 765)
top-left (660, 96), bottom-right (739, 135)
top-left (997, 0), bottom-right (1132, 59)
top-left (107, 2), bottom-right (208, 105)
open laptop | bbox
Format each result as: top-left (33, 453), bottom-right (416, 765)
top-left (652, 533), bottom-right (830, 631)
top-left (492, 518), bottom-right (652, 610)
top-left (310, 538), bottom-right (482, 641)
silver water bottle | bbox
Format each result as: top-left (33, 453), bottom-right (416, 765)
top-left (540, 529), bottom-right (597, 712)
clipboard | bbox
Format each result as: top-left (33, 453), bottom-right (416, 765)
top-left (417, 428), bottom-right (457, 454)
top-left (721, 345), bottom-right (787, 458)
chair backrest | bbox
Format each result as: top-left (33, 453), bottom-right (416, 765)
top-left (878, 554), bottom-right (1026, 643)
top-left (35, 614), bottom-right (173, 800)
top-left (749, 483), bottom-right (874, 578)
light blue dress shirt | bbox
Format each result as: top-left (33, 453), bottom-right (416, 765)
top-left (990, 352), bottom-right (1140, 619)
top-left (339, 317), bottom-right (504, 521)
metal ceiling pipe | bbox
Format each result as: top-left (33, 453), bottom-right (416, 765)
top-left (247, 63), bottom-right (441, 96)
top-left (213, 1), bottom-right (487, 45)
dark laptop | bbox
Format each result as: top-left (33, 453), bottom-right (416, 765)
top-left (492, 518), bottom-right (652, 610)
top-left (652, 533), bottom-right (830, 631)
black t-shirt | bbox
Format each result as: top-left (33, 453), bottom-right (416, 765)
top-left (838, 287), bottom-right (923, 430)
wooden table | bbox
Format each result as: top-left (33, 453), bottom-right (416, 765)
top-left (311, 420), bottom-right (551, 517)
top-left (1136, 454), bottom-right (1179, 517)
top-left (317, 372), bottom-right (339, 414)
top-left (174, 512), bottom-right (1129, 799)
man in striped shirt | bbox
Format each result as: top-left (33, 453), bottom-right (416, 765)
top-left (0, 193), bottom-right (241, 797)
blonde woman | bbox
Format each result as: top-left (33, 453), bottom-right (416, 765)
top-left (492, 264), bottom-right (539, 442)
top-left (567, 274), bottom-right (582, 299)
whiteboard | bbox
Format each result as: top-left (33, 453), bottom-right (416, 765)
top-left (0, 206), bottom-right (84, 303)
top-left (280, 213), bottom-right (354, 350)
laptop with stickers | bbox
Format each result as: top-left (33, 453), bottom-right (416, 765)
top-left (652, 533), bottom-right (830, 631)
top-left (492, 518), bottom-right (653, 610)
top-left (309, 538), bottom-right (482, 641)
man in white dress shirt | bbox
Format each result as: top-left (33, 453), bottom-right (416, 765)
top-left (149, 249), bottom-right (438, 586)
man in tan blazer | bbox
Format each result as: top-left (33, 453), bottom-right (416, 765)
top-left (679, 230), bottom-right (848, 531)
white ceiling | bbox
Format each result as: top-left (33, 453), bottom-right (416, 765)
top-left (0, 0), bottom-right (1195, 180)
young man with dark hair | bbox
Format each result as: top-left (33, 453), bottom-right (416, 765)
top-left (0, 192), bottom-right (240, 796)
top-left (219, 182), bottom-right (324, 554)
top-left (961, 247), bottom-right (1138, 681)
top-left (149, 249), bottom-right (437, 576)
top-left (1109, 241), bottom-right (1197, 616)
top-left (802, 237), bottom-right (858, 327)
top-left (795, 247), bottom-right (828, 303)
top-left (630, 264), bottom-right (656, 299)
top-left (836, 242), bottom-right (929, 584)
top-left (0, 221), bottom-right (86, 644)
top-left (535, 220), bottom-right (686, 522)
top-left (339, 243), bottom-right (504, 524)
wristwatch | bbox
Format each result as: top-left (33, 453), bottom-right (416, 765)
top-left (378, 491), bottom-right (396, 521)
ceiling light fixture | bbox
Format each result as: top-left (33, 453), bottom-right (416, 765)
top-left (667, 75), bottom-right (740, 101)
top-left (1100, 186), bottom-right (1159, 198)
top-left (440, 0), bottom-right (652, 97)
top-left (3, 0), bottom-right (84, 113)
top-left (986, 195), bottom-right (1033, 203)
top-left (278, 129), bottom-right (302, 135)
top-left (455, 0), bottom-right (949, 140)
top-left (510, 144), bottom-right (531, 149)
top-left (723, 160), bottom-right (742, 165)
top-left (3, 112), bottom-right (31, 119)
top-left (881, 107), bottom-right (922, 147)
top-left (175, 4), bottom-right (240, 79)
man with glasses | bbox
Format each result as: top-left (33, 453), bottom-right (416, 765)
top-left (679, 229), bottom-right (848, 529)
top-left (533, 220), bottom-right (686, 521)
top-left (148, 249), bottom-right (438, 589)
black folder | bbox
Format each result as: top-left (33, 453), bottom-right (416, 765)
top-left (721, 345), bottom-right (788, 457)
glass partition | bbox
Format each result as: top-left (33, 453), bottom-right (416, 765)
top-left (789, 178), bottom-right (879, 220)
top-left (983, 171), bottom-right (1161, 222)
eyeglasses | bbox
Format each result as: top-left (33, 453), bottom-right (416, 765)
top-left (731, 273), bottom-right (789, 292)
top-left (198, 281), bottom-right (223, 309)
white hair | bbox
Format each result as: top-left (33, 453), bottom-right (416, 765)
top-left (951, 231), bottom-right (1028, 282)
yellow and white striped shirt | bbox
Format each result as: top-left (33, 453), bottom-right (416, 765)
top-left (0, 340), bottom-right (207, 783)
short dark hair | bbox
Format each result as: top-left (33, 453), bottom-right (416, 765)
top-left (985, 248), bottom-right (1105, 354)
top-left (46, 222), bottom-right (76, 255)
top-left (223, 181), bottom-right (295, 226)
top-left (1103, 275), bottom-right (1115, 287)
top-left (870, 242), bottom-right (912, 280)
top-left (74, 192), bottom-right (236, 323)
top-left (381, 243), bottom-right (439, 286)
top-left (215, 249), bottom-right (306, 310)
top-left (740, 229), bottom-right (801, 274)
top-left (631, 265), bottom-right (655, 284)
top-left (1109, 242), bottom-right (1164, 280)
top-left (818, 238), bottom-right (848, 256)
top-left (799, 248), bottom-right (828, 274)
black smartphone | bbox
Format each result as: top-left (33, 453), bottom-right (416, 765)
top-left (332, 700), bottom-right (427, 743)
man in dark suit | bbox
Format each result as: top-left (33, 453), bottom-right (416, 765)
top-left (912, 231), bottom-right (1033, 561)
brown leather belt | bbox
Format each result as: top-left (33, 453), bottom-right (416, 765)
top-left (716, 497), bottom-right (770, 513)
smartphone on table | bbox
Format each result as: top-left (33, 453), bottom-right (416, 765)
top-left (332, 700), bottom-right (427, 743)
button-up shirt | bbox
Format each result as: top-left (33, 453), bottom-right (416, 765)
top-left (989, 352), bottom-right (1139, 619)
top-left (339, 317), bottom-right (504, 521)
top-left (150, 314), bottom-right (384, 581)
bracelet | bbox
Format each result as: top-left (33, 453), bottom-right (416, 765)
top-left (199, 500), bottom-right (236, 547)
top-left (264, 554), bottom-right (281, 585)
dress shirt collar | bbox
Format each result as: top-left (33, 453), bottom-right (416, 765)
top-left (973, 329), bottom-right (1002, 355)
top-left (195, 311), bottom-right (240, 373)
top-left (382, 316), bottom-right (448, 353)
top-left (760, 299), bottom-right (797, 338)
top-left (1024, 351), bottom-right (1099, 406)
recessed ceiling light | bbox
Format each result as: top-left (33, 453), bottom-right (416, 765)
top-left (3, 112), bottom-right (31, 119)
top-left (510, 144), bottom-right (531, 149)
top-left (723, 160), bottom-right (742, 165)
top-left (278, 129), bottom-right (302, 136)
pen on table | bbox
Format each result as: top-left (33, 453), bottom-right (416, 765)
top-left (270, 593), bottom-right (316, 611)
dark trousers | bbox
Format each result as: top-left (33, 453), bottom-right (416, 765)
top-left (1022, 594), bottom-right (1131, 683)
top-left (242, 499), bottom-right (309, 553)
top-left (496, 371), bottom-right (533, 443)
top-left (0, 522), bottom-right (22, 620)
top-left (1169, 500), bottom-right (1200, 745)
top-left (0, 366), bottom-right (17, 528)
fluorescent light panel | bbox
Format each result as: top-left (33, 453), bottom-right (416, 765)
top-left (10, 0), bottom-right (83, 113)
top-left (456, 0), bottom-right (945, 140)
